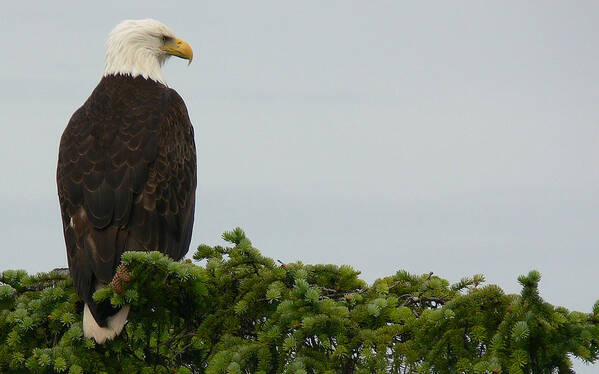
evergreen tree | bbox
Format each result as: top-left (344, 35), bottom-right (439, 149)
top-left (1, 228), bottom-right (598, 373)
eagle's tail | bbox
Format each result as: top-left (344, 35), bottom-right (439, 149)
top-left (83, 303), bottom-right (130, 344)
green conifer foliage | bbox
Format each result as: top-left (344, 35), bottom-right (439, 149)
top-left (1, 228), bottom-right (598, 373)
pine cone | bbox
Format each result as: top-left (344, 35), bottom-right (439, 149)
top-left (112, 265), bottom-right (131, 295)
top-left (119, 265), bottom-right (131, 283)
top-left (112, 278), bottom-right (124, 295)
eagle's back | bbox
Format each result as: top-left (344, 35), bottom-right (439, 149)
top-left (57, 75), bottom-right (196, 325)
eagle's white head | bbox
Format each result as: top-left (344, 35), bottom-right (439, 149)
top-left (103, 19), bottom-right (193, 86)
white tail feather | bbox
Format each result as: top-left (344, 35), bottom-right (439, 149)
top-left (83, 303), bottom-right (130, 344)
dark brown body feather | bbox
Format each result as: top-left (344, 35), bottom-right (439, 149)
top-left (57, 75), bottom-right (196, 326)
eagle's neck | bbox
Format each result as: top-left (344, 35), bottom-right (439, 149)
top-left (103, 46), bottom-right (168, 86)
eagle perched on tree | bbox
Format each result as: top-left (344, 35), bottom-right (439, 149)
top-left (56, 19), bottom-right (197, 343)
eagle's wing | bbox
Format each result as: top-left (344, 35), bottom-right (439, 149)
top-left (57, 78), bottom-right (196, 324)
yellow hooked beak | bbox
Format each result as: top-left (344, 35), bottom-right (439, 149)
top-left (161, 37), bottom-right (193, 64)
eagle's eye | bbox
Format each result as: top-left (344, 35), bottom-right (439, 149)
top-left (162, 35), bottom-right (172, 43)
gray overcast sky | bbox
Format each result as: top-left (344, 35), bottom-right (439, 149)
top-left (1, 1), bottom-right (598, 370)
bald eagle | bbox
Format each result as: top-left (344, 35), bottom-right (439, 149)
top-left (56, 19), bottom-right (196, 343)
